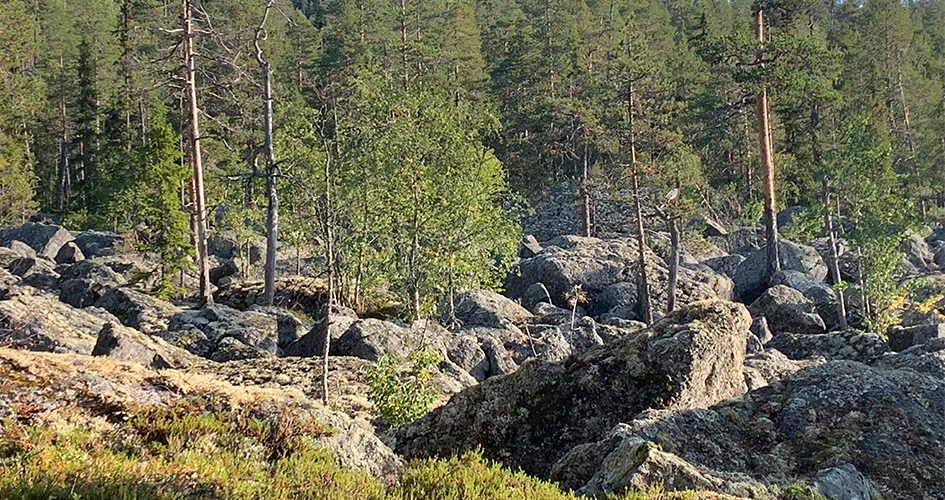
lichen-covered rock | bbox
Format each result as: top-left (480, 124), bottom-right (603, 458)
top-left (54, 241), bottom-right (85, 264)
top-left (95, 287), bottom-right (180, 334)
top-left (505, 236), bottom-right (732, 318)
top-left (0, 348), bottom-right (403, 484)
top-left (874, 338), bottom-right (945, 379)
top-left (392, 300), bottom-right (750, 478)
top-left (809, 463), bottom-right (875, 500)
top-left (72, 230), bottom-right (123, 257)
top-left (766, 330), bottom-right (888, 363)
top-left (447, 289), bottom-right (532, 328)
top-left (570, 361), bottom-right (945, 500)
top-left (886, 323), bottom-right (945, 352)
top-left (0, 291), bottom-right (111, 354)
top-left (331, 318), bottom-right (449, 362)
top-left (733, 241), bottom-right (827, 303)
top-left (0, 222), bottom-right (74, 261)
top-left (749, 285), bottom-right (826, 335)
top-left (214, 276), bottom-right (326, 317)
top-left (92, 322), bottom-right (200, 369)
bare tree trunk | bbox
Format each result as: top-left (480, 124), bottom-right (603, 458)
top-left (628, 79), bottom-right (652, 325)
top-left (183, 0), bottom-right (212, 304)
top-left (822, 177), bottom-right (847, 329)
top-left (755, 9), bottom-right (781, 280)
top-left (321, 153), bottom-right (335, 407)
top-left (56, 89), bottom-right (70, 212)
top-left (666, 176), bottom-right (681, 314)
top-left (255, 1), bottom-right (278, 307)
top-left (581, 144), bottom-right (591, 237)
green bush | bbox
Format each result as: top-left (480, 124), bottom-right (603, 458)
top-left (365, 349), bottom-right (439, 425)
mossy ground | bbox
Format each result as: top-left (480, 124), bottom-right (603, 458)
top-left (0, 398), bottom-right (750, 500)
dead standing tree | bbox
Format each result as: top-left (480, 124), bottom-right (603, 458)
top-left (182, 0), bottom-right (213, 304)
top-left (754, 9), bottom-right (781, 279)
top-left (253, 0), bottom-right (279, 307)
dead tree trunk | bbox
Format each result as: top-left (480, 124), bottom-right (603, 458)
top-left (755, 9), bottom-right (781, 280)
top-left (666, 176), bottom-right (681, 314)
top-left (581, 144), bottom-right (592, 237)
top-left (822, 176), bottom-right (847, 329)
top-left (321, 151), bottom-right (336, 407)
top-left (628, 78), bottom-right (652, 325)
top-left (182, 0), bottom-right (212, 304)
top-left (254, 1), bottom-right (278, 307)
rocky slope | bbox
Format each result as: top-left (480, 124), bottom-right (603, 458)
top-left (5, 215), bottom-right (945, 499)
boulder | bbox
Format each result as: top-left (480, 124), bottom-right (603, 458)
top-left (0, 222), bottom-right (73, 261)
top-left (552, 361), bottom-right (945, 500)
top-left (447, 334), bottom-right (490, 381)
top-left (392, 300), bottom-right (750, 478)
top-left (210, 336), bottom-right (273, 362)
top-left (95, 287), bottom-right (180, 335)
top-left (521, 282), bottom-right (552, 312)
top-left (902, 231), bottom-right (936, 273)
top-left (886, 323), bottom-right (945, 352)
top-left (209, 258), bottom-right (240, 285)
top-left (701, 254), bottom-right (746, 278)
top-left (733, 240), bottom-right (827, 303)
top-left (282, 308), bottom-right (358, 358)
top-left (710, 228), bottom-right (763, 255)
top-left (749, 285), bottom-right (826, 335)
top-left (54, 241), bottom-right (85, 264)
top-left (207, 233), bottom-right (237, 260)
top-left (72, 230), bottom-right (123, 257)
top-left (155, 327), bottom-right (214, 358)
top-left (58, 260), bottom-right (127, 309)
top-left (770, 270), bottom-right (845, 331)
top-left (874, 339), bottom-right (945, 379)
top-left (809, 464), bottom-right (875, 500)
top-left (521, 234), bottom-right (543, 258)
top-left (332, 319), bottom-right (448, 362)
top-left (744, 349), bottom-right (824, 387)
top-left (0, 292), bottom-right (116, 354)
top-left (765, 330), bottom-right (888, 364)
top-left (750, 316), bottom-right (773, 344)
top-left (167, 304), bottom-right (282, 359)
top-left (686, 215), bottom-right (728, 238)
top-left (448, 289), bottom-right (532, 328)
top-left (5, 240), bottom-right (37, 259)
top-left (92, 322), bottom-right (199, 369)
top-left (8, 256), bottom-right (56, 278)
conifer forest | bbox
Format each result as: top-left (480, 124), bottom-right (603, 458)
top-left (1, 0), bottom-right (944, 318)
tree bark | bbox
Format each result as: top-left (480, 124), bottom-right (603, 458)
top-left (755, 9), bottom-right (781, 279)
top-left (255, 1), bottom-right (278, 307)
top-left (628, 79), bottom-right (652, 325)
top-left (182, 0), bottom-right (212, 304)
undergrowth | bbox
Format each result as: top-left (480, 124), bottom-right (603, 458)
top-left (0, 398), bottom-right (804, 500)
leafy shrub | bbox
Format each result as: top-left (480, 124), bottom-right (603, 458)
top-left (365, 348), bottom-right (439, 425)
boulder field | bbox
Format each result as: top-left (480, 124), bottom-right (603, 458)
top-left (5, 218), bottom-right (945, 499)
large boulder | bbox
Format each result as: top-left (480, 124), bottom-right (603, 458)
top-left (765, 329), bottom-right (888, 364)
top-left (72, 230), bottom-right (123, 258)
top-left (95, 287), bottom-right (180, 334)
top-left (331, 319), bottom-right (449, 362)
top-left (92, 322), bottom-right (199, 369)
top-left (447, 289), bottom-right (532, 328)
top-left (506, 236), bottom-right (732, 319)
top-left (0, 222), bottom-right (73, 261)
top-left (392, 300), bottom-right (750, 478)
top-left (902, 231), bottom-right (936, 274)
top-left (0, 292), bottom-right (120, 354)
top-left (58, 260), bottom-right (127, 309)
top-left (283, 307), bottom-right (359, 358)
top-left (770, 270), bottom-right (845, 331)
top-left (887, 324), bottom-right (945, 352)
top-left (54, 241), bottom-right (85, 264)
top-left (748, 285), bottom-right (826, 335)
top-left (550, 361), bottom-right (945, 500)
top-left (733, 240), bottom-right (828, 303)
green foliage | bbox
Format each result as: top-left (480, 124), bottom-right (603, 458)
top-left (781, 208), bottom-right (824, 244)
top-left (365, 349), bottom-right (439, 425)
